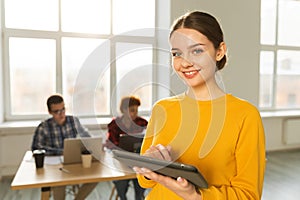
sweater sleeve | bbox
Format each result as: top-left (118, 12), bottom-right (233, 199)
top-left (201, 108), bottom-right (266, 200)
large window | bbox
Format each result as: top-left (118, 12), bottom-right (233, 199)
top-left (260, 0), bottom-right (300, 110)
top-left (3, 0), bottom-right (159, 120)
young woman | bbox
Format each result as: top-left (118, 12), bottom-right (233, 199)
top-left (134, 11), bottom-right (266, 200)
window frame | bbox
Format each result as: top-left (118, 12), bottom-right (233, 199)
top-left (2, 0), bottom-right (163, 121)
top-left (259, 0), bottom-right (300, 111)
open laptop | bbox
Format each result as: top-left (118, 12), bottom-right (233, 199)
top-left (63, 137), bottom-right (102, 165)
top-left (118, 133), bottom-right (144, 153)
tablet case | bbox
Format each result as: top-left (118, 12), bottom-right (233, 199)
top-left (112, 149), bottom-right (208, 189)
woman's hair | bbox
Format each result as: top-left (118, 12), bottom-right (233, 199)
top-left (170, 11), bottom-right (227, 70)
top-left (120, 96), bottom-right (141, 113)
top-left (47, 94), bottom-right (64, 111)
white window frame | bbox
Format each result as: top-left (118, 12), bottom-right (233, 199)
top-left (260, 0), bottom-right (300, 111)
top-left (1, 0), bottom-right (171, 121)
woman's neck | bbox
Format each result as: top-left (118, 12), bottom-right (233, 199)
top-left (186, 84), bottom-right (225, 101)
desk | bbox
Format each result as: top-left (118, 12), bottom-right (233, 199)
top-left (11, 150), bottom-right (136, 200)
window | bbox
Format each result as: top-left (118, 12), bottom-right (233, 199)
top-left (260, 0), bottom-right (300, 110)
top-left (3, 0), bottom-right (161, 120)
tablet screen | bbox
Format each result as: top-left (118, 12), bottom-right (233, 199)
top-left (112, 149), bottom-right (208, 189)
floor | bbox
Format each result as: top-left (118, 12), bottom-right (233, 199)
top-left (1, 148), bottom-right (300, 199)
top-left (261, 148), bottom-right (300, 199)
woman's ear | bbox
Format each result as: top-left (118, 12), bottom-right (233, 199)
top-left (216, 42), bottom-right (226, 61)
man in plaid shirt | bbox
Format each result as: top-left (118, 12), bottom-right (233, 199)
top-left (31, 94), bottom-right (97, 200)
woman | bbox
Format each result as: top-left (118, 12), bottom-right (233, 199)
top-left (105, 96), bottom-right (148, 200)
top-left (134, 11), bottom-right (266, 200)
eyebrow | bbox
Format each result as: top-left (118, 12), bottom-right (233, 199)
top-left (171, 43), bottom-right (205, 51)
top-left (188, 43), bottom-right (205, 49)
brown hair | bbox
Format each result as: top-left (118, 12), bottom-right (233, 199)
top-left (170, 11), bottom-right (227, 70)
top-left (47, 94), bottom-right (64, 111)
top-left (120, 96), bottom-right (141, 113)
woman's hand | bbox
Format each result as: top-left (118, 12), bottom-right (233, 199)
top-left (143, 144), bottom-right (172, 161)
top-left (135, 144), bottom-right (202, 200)
top-left (133, 167), bottom-right (201, 200)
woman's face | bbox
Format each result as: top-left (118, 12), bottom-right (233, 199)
top-left (169, 28), bottom-right (224, 89)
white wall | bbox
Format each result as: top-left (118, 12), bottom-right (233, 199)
top-left (0, 0), bottom-right (3, 123)
top-left (0, 128), bottom-right (34, 176)
top-left (170, 0), bottom-right (260, 104)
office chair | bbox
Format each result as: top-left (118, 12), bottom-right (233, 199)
top-left (109, 134), bottom-right (144, 200)
top-left (109, 185), bottom-right (118, 200)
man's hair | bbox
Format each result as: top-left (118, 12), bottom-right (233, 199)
top-left (120, 96), bottom-right (141, 113)
top-left (47, 94), bottom-right (64, 111)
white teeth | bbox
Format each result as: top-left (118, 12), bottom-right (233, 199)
top-left (184, 70), bottom-right (200, 75)
top-left (185, 71), bottom-right (194, 75)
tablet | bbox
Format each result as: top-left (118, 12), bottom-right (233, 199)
top-left (112, 149), bottom-right (208, 189)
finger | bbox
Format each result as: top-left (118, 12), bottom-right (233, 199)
top-left (176, 177), bottom-right (189, 187)
top-left (133, 167), bottom-right (156, 180)
top-left (133, 166), bottom-right (172, 184)
top-left (144, 145), bottom-right (164, 159)
top-left (156, 144), bottom-right (171, 161)
top-left (166, 145), bottom-right (172, 152)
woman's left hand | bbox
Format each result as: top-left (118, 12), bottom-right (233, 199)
top-left (133, 167), bottom-right (202, 200)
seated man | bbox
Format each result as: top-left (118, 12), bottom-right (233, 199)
top-left (105, 96), bottom-right (148, 200)
top-left (31, 94), bottom-right (98, 200)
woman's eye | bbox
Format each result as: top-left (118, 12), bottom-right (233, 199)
top-left (192, 49), bottom-right (203, 55)
top-left (172, 52), bottom-right (182, 57)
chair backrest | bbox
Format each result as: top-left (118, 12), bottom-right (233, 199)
top-left (118, 134), bottom-right (144, 153)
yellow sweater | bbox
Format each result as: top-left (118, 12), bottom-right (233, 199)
top-left (137, 94), bottom-right (266, 200)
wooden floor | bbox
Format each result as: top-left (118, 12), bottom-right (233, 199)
top-left (1, 148), bottom-right (300, 200)
top-left (262, 148), bottom-right (300, 200)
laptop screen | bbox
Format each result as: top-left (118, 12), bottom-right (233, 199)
top-left (63, 137), bottom-right (102, 164)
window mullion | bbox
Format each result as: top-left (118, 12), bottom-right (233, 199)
top-left (272, 50), bottom-right (277, 109)
top-left (56, 38), bottom-right (62, 94)
top-left (272, 0), bottom-right (280, 109)
top-left (110, 39), bottom-right (117, 116)
top-left (57, 0), bottom-right (62, 94)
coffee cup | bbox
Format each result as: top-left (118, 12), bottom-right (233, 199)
top-left (33, 149), bottom-right (46, 168)
top-left (81, 149), bottom-right (92, 168)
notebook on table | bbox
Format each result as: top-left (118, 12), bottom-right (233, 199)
top-left (63, 137), bottom-right (102, 165)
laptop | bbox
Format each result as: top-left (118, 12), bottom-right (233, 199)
top-left (118, 133), bottom-right (144, 153)
top-left (63, 137), bottom-right (102, 165)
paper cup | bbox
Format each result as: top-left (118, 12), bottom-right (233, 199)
top-left (33, 149), bottom-right (46, 168)
top-left (81, 154), bottom-right (92, 168)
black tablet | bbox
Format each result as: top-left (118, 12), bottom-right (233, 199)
top-left (112, 149), bottom-right (208, 189)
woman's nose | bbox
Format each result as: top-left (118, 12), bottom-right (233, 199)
top-left (181, 57), bottom-right (194, 68)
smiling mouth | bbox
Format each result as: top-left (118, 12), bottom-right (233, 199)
top-left (183, 69), bottom-right (201, 76)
